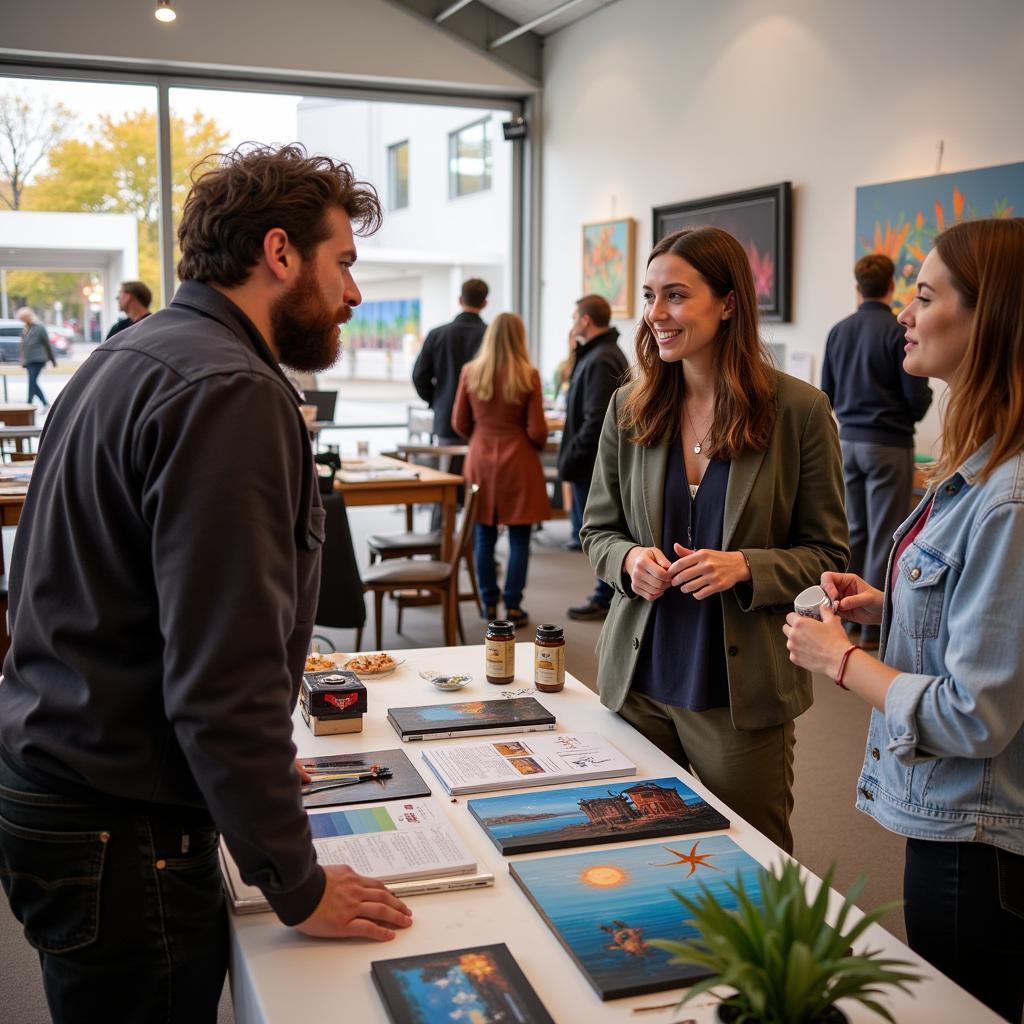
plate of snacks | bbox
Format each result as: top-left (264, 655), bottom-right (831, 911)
top-left (304, 651), bottom-right (341, 673)
top-left (342, 652), bottom-right (405, 678)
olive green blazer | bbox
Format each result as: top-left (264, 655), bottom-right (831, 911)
top-left (581, 372), bottom-right (849, 731)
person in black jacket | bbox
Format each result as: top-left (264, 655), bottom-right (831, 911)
top-left (0, 145), bottom-right (411, 1024)
top-left (104, 279), bottom-right (153, 340)
top-left (558, 293), bottom-right (629, 620)
top-left (411, 278), bottom-right (488, 527)
top-left (821, 253), bottom-right (933, 648)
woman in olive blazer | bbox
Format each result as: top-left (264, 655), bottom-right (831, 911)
top-left (581, 228), bottom-right (848, 850)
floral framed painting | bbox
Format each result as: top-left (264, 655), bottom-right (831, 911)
top-left (653, 182), bottom-right (792, 321)
top-left (855, 161), bottom-right (1023, 313)
top-left (582, 217), bottom-right (636, 318)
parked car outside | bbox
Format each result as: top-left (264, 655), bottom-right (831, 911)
top-left (45, 324), bottom-right (79, 358)
top-left (0, 318), bottom-right (24, 362)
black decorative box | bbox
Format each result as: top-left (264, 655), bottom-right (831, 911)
top-left (300, 670), bottom-right (367, 716)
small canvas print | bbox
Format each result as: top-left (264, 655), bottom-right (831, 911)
top-left (371, 943), bottom-right (555, 1024)
top-left (388, 697), bottom-right (554, 736)
top-left (469, 776), bottom-right (729, 855)
top-left (299, 749), bottom-right (432, 809)
top-left (855, 161), bottom-right (1023, 313)
top-left (582, 217), bottom-right (635, 318)
top-left (510, 836), bottom-right (762, 1000)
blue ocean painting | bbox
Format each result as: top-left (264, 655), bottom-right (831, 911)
top-left (511, 836), bottom-right (763, 999)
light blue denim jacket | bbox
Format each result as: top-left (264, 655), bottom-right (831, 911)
top-left (856, 441), bottom-right (1024, 854)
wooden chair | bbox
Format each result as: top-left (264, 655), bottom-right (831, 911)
top-left (361, 484), bottom-right (480, 649)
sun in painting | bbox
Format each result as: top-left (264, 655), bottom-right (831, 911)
top-left (580, 864), bottom-right (629, 888)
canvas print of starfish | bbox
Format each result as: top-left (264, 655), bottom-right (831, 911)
top-left (509, 835), bottom-right (763, 1000)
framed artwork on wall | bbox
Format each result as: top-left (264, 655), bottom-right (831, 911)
top-left (582, 217), bottom-right (636, 318)
top-left (653, 182), bottom-right (793, 321)
top-left (855, 161), bottom-right (1024, 313)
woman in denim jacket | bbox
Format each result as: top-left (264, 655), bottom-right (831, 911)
top-left (785, 218), bottom-right (1024, 1022)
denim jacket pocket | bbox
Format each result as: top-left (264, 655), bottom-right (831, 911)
top-left (893, 545), bottom-right (949, 640)
top-left (0, 812), bottom-right (109, 954)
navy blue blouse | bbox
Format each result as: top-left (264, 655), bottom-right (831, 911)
top-left (631, 437), bottom-right (731, 710)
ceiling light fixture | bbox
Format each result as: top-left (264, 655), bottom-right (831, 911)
top-left (155, 0), bottom-right (177, 23)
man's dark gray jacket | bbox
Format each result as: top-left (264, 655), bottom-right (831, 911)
top-left (0, 281), bottom-right (326, 925)
top-left (411, 311), bottom-right (485, 436)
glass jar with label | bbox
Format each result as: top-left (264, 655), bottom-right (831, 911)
top-left (485, 620), bottom-right (516, 684)
top-left (534, 624), bottom-right (565, 692)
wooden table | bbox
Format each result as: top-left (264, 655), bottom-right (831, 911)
top-left (0, 426), bottom-right (41, 460)
top-left (0, 403), bottom-right (37, 427)
top-left (334, 455), bottom-right (462, 560)
top-left (227, 644), bottom-right (1002, 1024)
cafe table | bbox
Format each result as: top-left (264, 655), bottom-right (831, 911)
top-left (227, 644), bottom-right (1001, 1024)
top-left (333, 454), bottom-right (462, 560)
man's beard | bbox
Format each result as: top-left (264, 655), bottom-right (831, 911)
top-left (271, 263), bottom-right (351, 373)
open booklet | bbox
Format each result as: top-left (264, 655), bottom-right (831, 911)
top-left (422, 732), bottom-right (636, 796)
top-left (220, 799), bottom-right (493, 915)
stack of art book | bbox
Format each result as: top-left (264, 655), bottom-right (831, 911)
top-left (387, 696), bottom-right (555, 742)
top-left (372, 943), bottom-right (554, 1024)
top-left (468, 776), bottom-right (729, 853)
top-left (220, 799), bottom-right (493, 914)
top-left (509, 835), bottom-right (763, 999)
top-left (422, 732), bottom-right (636, 796)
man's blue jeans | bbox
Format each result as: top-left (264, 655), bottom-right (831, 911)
top-left (25, 361), bottom-right (48, 406)
top-left (0, 757), bottom-right (227, 1023)
top-left (474, 522), bottom-right (532, 611)
top-left (571, 479), bottom-right (612, 607)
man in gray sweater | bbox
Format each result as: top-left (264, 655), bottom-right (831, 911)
top-left (0, 146), bottom-right (411, 1023)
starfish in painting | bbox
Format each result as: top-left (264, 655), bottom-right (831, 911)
top-left (650, 840), bottom-right (723, 877)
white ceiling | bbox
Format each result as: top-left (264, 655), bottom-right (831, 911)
top-left (482, 0), bottom-right (621, 37)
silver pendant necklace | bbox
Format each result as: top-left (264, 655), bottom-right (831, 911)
top-left (683, 402), bottom-right (713, 456)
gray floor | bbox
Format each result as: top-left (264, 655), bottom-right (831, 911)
top-left (0, 504), bottom-right (907, 1022)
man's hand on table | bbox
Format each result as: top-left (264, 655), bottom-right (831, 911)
top-left (294, 864), bottom-right (413, 940)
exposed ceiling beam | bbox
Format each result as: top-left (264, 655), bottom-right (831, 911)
top-left (435, 0), bottom-right (476, 22)
top-left (490, 0), bottom-right (587, 49)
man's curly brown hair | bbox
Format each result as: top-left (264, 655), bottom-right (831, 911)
top-left (177, 144), bottom-right (382, 287)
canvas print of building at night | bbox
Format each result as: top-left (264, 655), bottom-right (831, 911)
top-left (371, 943), bottom-right (554, 1024)
top-left (469, 777), bottom-right (728, 854)
top-left (510, 836), bottom-right (763, 1000)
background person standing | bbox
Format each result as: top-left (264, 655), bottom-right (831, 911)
top-left (15, 306), bottom-right (57, 407)
top-left (821, 254), bottom-right (932, 648)
top-left (105, 280), bottom-right (154, 340)
top-left (558, 294), bottom-right (628, 620)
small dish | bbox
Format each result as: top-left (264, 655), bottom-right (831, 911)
top-left (342, 655), bottom-right (405, 679)
top-left (419, 670), bottom-right (473, 691)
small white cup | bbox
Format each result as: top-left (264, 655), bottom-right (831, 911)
top-left (794, 585), bottom-right (833, 621)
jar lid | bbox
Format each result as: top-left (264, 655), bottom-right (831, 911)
top-left (487, 620), bottom-right (515, 637)
top-left (535, 623), bottom-right (564, 641)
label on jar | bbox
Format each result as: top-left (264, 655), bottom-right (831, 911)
top-left (534, 644), bottom-right (565, 690)
top-left (485, 638), bottom-right (515, 681)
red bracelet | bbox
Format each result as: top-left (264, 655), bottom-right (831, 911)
top-left (835, 644), bottom-right (858, 690)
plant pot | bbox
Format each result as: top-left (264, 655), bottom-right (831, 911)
top-left (715, 1003), bottom-right (849, 1024)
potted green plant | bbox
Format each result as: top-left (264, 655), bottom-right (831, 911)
top-left (651, 861), bottom-right (920, 1024)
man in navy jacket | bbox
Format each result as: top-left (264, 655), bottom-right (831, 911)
top-left (0, 145), bottom-right (411, 1022)
top-left (821, 254), bottom-right (933, 647)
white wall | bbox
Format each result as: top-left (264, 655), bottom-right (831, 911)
top-left (1, 0), bottom-right (534, 95)
top-left (539, 0), bottom-right (1024, 454)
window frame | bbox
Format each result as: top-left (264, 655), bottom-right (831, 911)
top-left (447, 116), bottom-right (492, 200)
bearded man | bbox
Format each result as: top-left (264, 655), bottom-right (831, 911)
top-left (0, 145), bottom-right (412, 1024)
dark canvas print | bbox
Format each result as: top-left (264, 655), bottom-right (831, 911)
top-left (653, 182), bottom-right (792, 321)
top-left (372, 943), bottom-right (554, 1024)
top-left (510, 836), bottom-right (763, 1000)
top-left (299, 749), bottom-right (432, 809)
top-left (469, 777), bottom-right (729, 854)
top-left (387, 697), bottom-right (555, 738)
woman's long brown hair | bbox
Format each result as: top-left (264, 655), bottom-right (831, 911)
top-left (928, 218), bottom-right (1024, 483)
top-left (619, 227), bottom-right (777, 455)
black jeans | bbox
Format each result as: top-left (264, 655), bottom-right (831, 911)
top-left (0, 758), bottom-right (227, 1023)
top-left (905, 837), bottom-right (1024, 1022)
top-left (25, 360), bottom-right (48, 405)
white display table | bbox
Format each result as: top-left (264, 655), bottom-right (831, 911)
top-left (228, 643), bottom-right (1001, 1023)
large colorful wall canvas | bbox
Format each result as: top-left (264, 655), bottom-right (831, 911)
top-left (855, 161), bottom-right (1023, 312)
top-left (469, 777), bottom-right (729, 855)
top-left (582, 218), bottom-right (636, 318)
top-left (510, 835), bottom-right (763, 999)
top-left (653, 182), bottom-right (792, 321)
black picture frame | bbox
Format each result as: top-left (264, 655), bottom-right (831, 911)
top-left (652, 181), bottom-right (793, 321)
